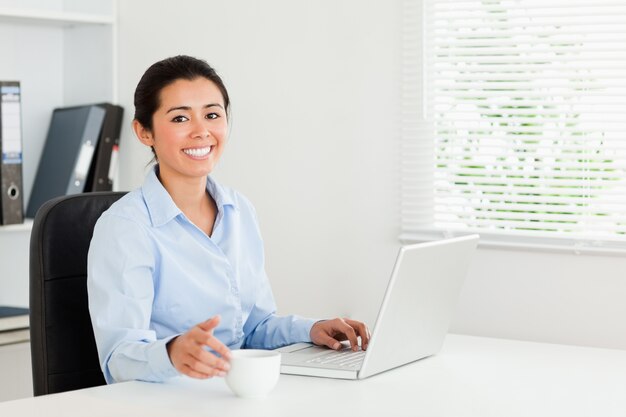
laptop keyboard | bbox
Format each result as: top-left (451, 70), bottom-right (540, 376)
top-left (305, 348), bottom-right (366, 369)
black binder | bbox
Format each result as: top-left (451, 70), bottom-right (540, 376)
top-left (85, 103), bottom-right (123, 192)
top-left (0, 81), bottom-right (24, 225)
top-left (0, 305), bottom-right (29, 332)
top-left (26, 104), bottom-right (106, 219)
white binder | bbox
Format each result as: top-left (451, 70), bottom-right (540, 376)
top-left (0, 81), bottom-right (24, 225)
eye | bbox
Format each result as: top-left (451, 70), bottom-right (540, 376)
top-left (171, 115), bottom-right (188, 123)
top-left (206, 112), bottom-right (219, 120)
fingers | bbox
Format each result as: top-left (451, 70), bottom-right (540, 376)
top-left (345, 318), bottom-right (371, 351)
top-left (184, 333), bottom-right (231, 373)
top-left (187, 352), bottom-right (229, 378)
top-left (197, 315), bottom-right (221, 333)
top-left (336, 319), bottom-right (360, 351)
top-left (189, 322), bottom-right (232, 361)
top-left (315, 331), bottom-right (343, 351)
top-left (169, 340), bottom-right (229, 379)
top-left (184, 349), bottom-right (229, 378)
top-left (310, 318), bottom-right (371, 352)
top-left (167, 316), bottom-right (232, 379)
top-left (310, 320), bottom-right (343, 350)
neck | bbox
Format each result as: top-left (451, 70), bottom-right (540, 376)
top-left (157, 169), bottom-right (209, 213)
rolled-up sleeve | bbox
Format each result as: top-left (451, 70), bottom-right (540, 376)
top-left (87, 214), bottom-right (179, 384)
top-left (239, 205), bottom-right (317, 349)
top-left (241, 275), bottom-right (317, 349)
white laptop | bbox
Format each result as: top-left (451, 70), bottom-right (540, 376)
top-left (277, 234), bottom-right (479, 380)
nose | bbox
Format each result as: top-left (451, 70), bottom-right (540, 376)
top-left (191, 118), bottom-right (210, 139)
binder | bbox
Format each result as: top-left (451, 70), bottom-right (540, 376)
top-left (26, 104), bottom-right (106, 218)
top-left (0, 81), bottom-right (24, 225)
top-left (85, 103), bottom-right (123, 192)
top-left (0, 305), bottom-right (29, 332)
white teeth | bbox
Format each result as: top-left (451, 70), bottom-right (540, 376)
top-left (183, 147), bottom-right (211, 157)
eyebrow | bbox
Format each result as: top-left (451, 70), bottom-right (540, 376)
top-left (165, 103), bottom-right (224, 114)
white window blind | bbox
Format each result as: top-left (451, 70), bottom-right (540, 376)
top-left (401, 0), bottom-right (626, 253)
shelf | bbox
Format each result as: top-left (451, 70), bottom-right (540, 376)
top-left (0, 219), bottom-right (33, 233)
top-left (0, 0), bottom-right (116, 320)
top-left (0, 328), bottom-right (29, 347)
top-left (0, 7), bottom-right (114, 27)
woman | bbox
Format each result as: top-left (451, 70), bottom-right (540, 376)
top-left (87, 55), bottom-right (370, 384)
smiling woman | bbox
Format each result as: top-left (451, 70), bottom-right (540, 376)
top-left (133, 77), bottom-right (228, 235)
top-left (135, 79), bottom-right (227, 181)
top-left (86, 55), bottom-right (370, 384)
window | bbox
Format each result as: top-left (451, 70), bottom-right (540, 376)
top-left (401, 0), bottom-right (626, 253)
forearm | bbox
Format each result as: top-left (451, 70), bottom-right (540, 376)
top-left (243, 314), bottom-right (318, 349)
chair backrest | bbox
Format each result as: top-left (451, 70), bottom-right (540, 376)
top-left (29, 192), bottom-right (126, 396)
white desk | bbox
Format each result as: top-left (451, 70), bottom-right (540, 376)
top-left (1, 334), bottom-right (625, 417)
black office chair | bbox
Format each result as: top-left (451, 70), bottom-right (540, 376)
top-left (29, 192), bottom-right (126, 396)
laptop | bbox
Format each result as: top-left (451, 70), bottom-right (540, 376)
top-left (277, 234), bottom-right (479, 380)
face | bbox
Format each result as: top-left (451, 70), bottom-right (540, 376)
top-left (134, 77), bottom-right (228, 184)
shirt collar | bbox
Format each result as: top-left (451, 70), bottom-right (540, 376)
top-left (142, 165), bottom-right (237, 227)
top-left (205, 175), bottom-right (238, 212)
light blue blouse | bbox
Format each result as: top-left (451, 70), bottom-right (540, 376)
top-left (87, 166), bottom-right (316, 384)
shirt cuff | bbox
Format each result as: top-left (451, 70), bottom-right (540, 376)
top-left (291, 316), bottom-right (319, 343)
top-left (147, 334), bottom-right (181, 380)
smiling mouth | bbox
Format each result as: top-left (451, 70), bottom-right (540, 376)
top-left (183, 146), bottom-right (213, 158)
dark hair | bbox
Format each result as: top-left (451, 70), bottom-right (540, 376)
top-left (134, 55), bottom-right (230, 131)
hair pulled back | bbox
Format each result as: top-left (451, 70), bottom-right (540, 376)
top-left (134, 55), bottom-right (230, 131)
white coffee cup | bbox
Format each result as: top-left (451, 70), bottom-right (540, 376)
top-left (225, 349), bottom-right (281, 399)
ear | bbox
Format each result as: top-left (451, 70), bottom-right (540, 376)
top-left (133, 119), bottom-right (154, 147)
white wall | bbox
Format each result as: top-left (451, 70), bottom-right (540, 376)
top-left (458, 248), bottom-right (626, 350)
top-left (116, 1), bottom-right (626, 350)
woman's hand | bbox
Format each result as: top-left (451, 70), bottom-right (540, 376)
top-left (310, 318), bottom-right (371, 352)
top-left (166, 315), bottom-right (231, 379)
